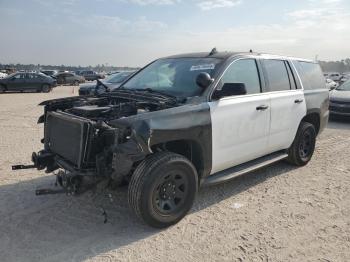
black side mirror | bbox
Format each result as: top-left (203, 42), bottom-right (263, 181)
top-left (196, 72), bottom-right (214, 90)
top-left (213, 83), bottom-right (247, 99)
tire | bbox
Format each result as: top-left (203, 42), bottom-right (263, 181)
top-left (128, 152), bottom-right (198, 228)
top-left (286, 121), bottom-right (316, 166)
top-left (41, 84), bottom-right (51, 93)
top-left (0, 85), bottom-right (5, 93)
top-left (74, 80), bottom-right (79, 86)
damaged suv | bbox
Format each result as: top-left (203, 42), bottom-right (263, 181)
top-left (13, 50), bottom-right (329, 228)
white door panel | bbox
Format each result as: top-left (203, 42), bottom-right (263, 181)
top-left (209, 94), bottom-right (271, 174)
top-left (268, 90), bottom-right (306, 152)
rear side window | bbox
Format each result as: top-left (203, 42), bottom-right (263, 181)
top-left (263, 60), bottom-right (291, 92)
top-left (294, 61), bottom-right (326, 90)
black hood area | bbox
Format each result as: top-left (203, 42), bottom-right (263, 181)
top-left (39, 90), bottom-right (180, 123)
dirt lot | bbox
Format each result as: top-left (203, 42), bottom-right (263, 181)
top-left (0, 86), bottom-right (349, 262)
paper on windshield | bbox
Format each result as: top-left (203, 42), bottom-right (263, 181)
top-left (190, 64), bottom-right (215, 71)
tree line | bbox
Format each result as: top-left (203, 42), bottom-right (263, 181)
top-left (1, 59), bottom-right (350, 74)
top-left (0, 63), bottom-right (139, 73)
top-left (318, 59), bottom-right (350, 73)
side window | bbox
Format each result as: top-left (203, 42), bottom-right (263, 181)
top-left (12, 74), bottom-right (22, 79)
top-left (263, 59), bottom-right (291, 92)
top-left (295, 61), bottom-right (326, 90)
top-left (220, 59), bottom-right (261, 95)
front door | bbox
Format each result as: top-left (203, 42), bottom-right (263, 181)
top-left (209, 58), bottom-right (271, 174)
top-left (7, 73), bottom-right (26, 91)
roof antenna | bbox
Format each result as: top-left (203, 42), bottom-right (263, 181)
top-left (249, 49), bottom-right (253, 53)
top-left (209, 47), bottom-right (217, 56)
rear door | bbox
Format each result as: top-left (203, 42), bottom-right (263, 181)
top-left (26, 73), bottom-right (40, 90)
top-left (261, 59), bottom-right (306, 152)
top-left (65, 73), bottom-right (75, 84)
top-left (209, 58), bottom-right (271, 174)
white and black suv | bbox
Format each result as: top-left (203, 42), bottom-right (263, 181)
top-left (14, 50), bottom-right (329, 228)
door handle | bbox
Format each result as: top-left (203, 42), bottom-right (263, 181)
top-left (256, 105), bottom-right (269, 111)
top-left (295, 99), bottom-right (304, 104)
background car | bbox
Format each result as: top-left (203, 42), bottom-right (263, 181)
top-left (53, 72), bottom-right (85, 85)
top-left (326, 78), bottom-right (339, 90)
top-left (0, 72), bottom-right (56, 93)
top-left (40, 70), bottom-right (58, 77)
top-left (79, 71), bottom-right (135, 95)
top-left (77, 70), bottom-right (104, 81)
top-left (329, 80), bottom-right (350, 116)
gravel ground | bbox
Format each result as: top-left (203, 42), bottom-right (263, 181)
top-left (0, 86), bottom-right (349, 262)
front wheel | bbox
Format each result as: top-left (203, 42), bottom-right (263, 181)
top-left (128, 152), bottom-right (198, 228)
top-left (73, 80), bottom-right (79, 86)
top-left (0, 85), bottom-right (5, 93)
top-left (41, 84), bottom-right (51, 93)
top-left (286, 121), bottom-right (316, 166)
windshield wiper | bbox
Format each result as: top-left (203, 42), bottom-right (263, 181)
top-left (133, 88), bottom-right (175, 98)
top-left (134, 88), bottom-right (187, 104)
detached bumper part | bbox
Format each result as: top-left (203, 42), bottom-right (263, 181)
top-left (12, 151), bottom-right (56, 171)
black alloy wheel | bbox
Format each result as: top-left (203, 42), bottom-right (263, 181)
top-left (287, 121), bottom-right (316, 166)
top-left (128, 152), bottom-right (198, 228)
top-left (153, 170), bottom-right (189, 215)
top-left (299, 128), bottom-right (313, 161)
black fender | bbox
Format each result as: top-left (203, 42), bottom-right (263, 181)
top-left (109, 102), bottom-right (212, 179)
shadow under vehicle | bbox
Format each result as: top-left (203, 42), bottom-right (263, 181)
top-left (0, 72), bottom-right (57, 93)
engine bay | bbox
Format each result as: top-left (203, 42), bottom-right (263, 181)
top-left (67, 102), bottom-right (154, 121)
top-left (41, 90), bottom-right (179, 122)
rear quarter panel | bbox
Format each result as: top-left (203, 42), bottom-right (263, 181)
top-left (304, 89), bottom-right (330, 134)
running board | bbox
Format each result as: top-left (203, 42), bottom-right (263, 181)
top-left (203, 151), bottom-right (288, 186)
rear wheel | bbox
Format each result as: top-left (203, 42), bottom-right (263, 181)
top-left (41, 84), bottom-right (51, 93)
top-left (128, 152), bottom-right (198, 228)
top-left (74, 80), bottom-right (79, 86)
top-left (287, 121), bottom-right (316, 166)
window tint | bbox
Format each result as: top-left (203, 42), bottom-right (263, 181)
top-left (123, 57), bottom-right (222, 97)
top-left (220, 59), bottom-right (261, 95)
top-left (295, 61), bottom-right (326, 90)
top-left (12, 74), bottom-right (22, 79)
top-left (263, 60), bottom-right (291, 92)
top-left (28, 73), bottom-right (40, 79)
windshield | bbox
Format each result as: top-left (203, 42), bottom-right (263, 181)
top-left (122, 58), bottom-right (222, 97)
top-left (337, 81), bottom-right (350, 91)
top-left (106, 71), bottom-right (133, 84)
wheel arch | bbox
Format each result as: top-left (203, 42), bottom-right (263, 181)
top-left (151, 139), bottom-right (205, 180)
top-left (301, 111), bottom-right (321, 135)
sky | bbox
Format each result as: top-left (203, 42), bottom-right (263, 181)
top-left (0, 0), bottom-right (349, 67)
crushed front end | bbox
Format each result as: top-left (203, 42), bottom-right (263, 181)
top-left (13, 91), bottom-right (178, 195)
